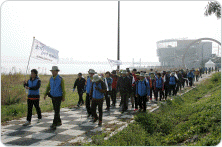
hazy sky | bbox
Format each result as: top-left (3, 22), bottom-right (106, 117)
top-left (1, 1), bottom-right (221, 74)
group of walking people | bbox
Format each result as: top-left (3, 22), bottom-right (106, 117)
top-left (23, 65), bottom-right (218, 129)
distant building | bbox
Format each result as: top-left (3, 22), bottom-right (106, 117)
top-left (156, 38), bottom-right (212, 69)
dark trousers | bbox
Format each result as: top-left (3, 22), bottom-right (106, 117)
top-left (195, 75), bottom-right (199, 81)
top-left (164, 85), bottom-right (169, 99)
top-left (111, 89), bottom-right (117, 106)
top-left (176, 83), bottom-right (180, 95)
top-left (91, 98), bottom-right (104, 121)
top-left (185, 79), bottom-right (189, 87)
top-left (134, 95), bottom-right (138, 109)
top-left (78, 91), bottom-right (84, 105)
top-left (51, 97), bottom-right (62, 125)
top-left (105, 91), bottom-right (112, 108)
top-left (86, 93), bottom-right (91, 115)
top-left (155, 88), bottom-right (163, 101)
top-left (150, 87), bottom-right (155, 98)
top-left (138, 95), bottom-right (147, 111)
top-left (120, 92), bottom-right (128, 111)
top-left (188, 77), bottom-right (193, 86)
top-left (169, 85), bottom-right (176, 96)
top-left (27, 99), bottom-right (42, 122)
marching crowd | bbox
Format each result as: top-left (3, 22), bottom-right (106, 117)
top-left (23, 66), bottom-right (218, 129)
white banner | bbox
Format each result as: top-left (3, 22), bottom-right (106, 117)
top-left (31, 39), bottom-right (59, 64)
top-left (107, 58), bottom-right (122, 66)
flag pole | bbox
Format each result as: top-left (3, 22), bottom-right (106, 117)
top-left (25, 36), bottom-right (35, 77)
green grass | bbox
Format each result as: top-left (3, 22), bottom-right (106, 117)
top-left (85, 72), bottom-right (221, 146)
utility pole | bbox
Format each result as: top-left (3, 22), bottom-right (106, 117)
top-left (117, 1), bottom-right (120, 70)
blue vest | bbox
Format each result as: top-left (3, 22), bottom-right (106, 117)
top-left (28, 77), bottom-right (40, 96)
top-left (156, 77), bottom-right (163, 88)
top-left (187, 72), bottom-right (194, 78)
top-left (136, 79), bottom-right (149, 96)
top-left (92, 82), bottom-right (104, 99)
top-left (86, 77), bottom-right (92, 94)
top-left (169, 76), bottom-right (176, 85)
top-left (50, 75), bottom-right (63, 97)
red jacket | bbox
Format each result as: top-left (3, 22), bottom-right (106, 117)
top-left (111, 75), bottom-right (118, 89)
top-left (132, 73), bottom-right (138, 87)
top-left (146, 77), bottom-right (152, 88)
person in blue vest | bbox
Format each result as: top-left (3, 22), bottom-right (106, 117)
top-left (104, 71), bottom-right (113, 111)
top-left (136, 73), bottom-right (150, 112)
top-left (169, 72), bottom-right (178, 96)
top-left (44, 66), bottom-right (66, 130)
top-left (145, 73), bottom-right (152, 101)
top-left (23, 69), bottom-right (42, 126)
top-left (187, 69), bottom-right (195, 87)
top-left (85, 69), bottom-right (96, 118)
top-left (90, 74), bottom-right (106, 126)
top-left (154, 73), bottom-right (164, 101)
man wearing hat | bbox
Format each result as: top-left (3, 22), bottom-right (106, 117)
top-left (73, 73), bottom-right (86, 107)
top-left (136, 73), bottom-right (150, 112)
top-left (111, 70), bottom-right (118, 107)
top-left (117, 70), bottom-right (131, 113)
top-left (90, 74), bottom-right (106, 126)
top-left (23, 69), bottom-right (42, 126)
top-left (85, 69), bottom-right (96, 118)
top-left (44, 66), bottom-right (66, 130)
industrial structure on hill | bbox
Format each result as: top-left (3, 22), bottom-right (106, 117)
top-left (156, 38), bottom-right (215, 69)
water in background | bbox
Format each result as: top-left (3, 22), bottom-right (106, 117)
top-left (2, 62), bottom-right (161, 75)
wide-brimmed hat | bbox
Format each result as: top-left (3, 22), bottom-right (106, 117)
top-left (121, 70), bottom-right (127, 74)
top-left (92, 74), bottom-right (101, 82)
top-left (50, 66), bottom-right (60, 71)
top-left (88, 69), bottom-right (96, 74)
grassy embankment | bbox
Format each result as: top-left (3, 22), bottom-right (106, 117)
top-left (1, 73), bottom-right (86, 124)
top-left (85, 72), bottom-right (221, 146)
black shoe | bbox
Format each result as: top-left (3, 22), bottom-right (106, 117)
top-left (56, 122), bottom-right (62, 126)
top-left (138, 109), bottom-right (142, 112)
top-left (87, 114), bottom-right (91, 118)
top-left (77, 104), bottom-right (80, 107)
top-left (93, 117), bottom-right (98, 123)
top-left (50, 124), bottom-right (56, 130)
top-left (98, 121), bottom-right (102, 126)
